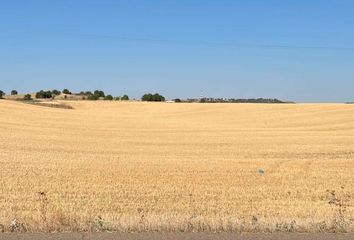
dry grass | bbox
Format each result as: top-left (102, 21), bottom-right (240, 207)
top-left (0, 100), bottom-right (353, 233)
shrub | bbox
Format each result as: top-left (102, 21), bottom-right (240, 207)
top-left (174, 98), bottom-right (182, 103)
top-left (0, 90), bottom-right (4, 99)
top-left (24, 94), bottom-right (32, 100)
top-left (141, 93), bottom-right (165, 102)
top-left (11, 90), bottom-right (18, 95)
top-left (121, 95), bottom-right (129, 101)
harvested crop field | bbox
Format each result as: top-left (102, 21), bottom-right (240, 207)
top-left (0, 100), bottom-right (353, 233)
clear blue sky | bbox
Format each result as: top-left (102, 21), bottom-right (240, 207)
top-left (1, 0), bottom-right (353, 102)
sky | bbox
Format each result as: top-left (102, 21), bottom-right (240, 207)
top-left (0, 0), bottom-right (354, 102)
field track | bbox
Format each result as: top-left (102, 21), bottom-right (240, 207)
top-left (0, 100), bottom-right (353, 232)
top-left (0, 233), bottom-right (353, 240)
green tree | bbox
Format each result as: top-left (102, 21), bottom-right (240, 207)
top-left (104, 95), bottom-right (113, 100)
top-left (24, 94), bottom-right (32, 100)
top-left (121, 94), bottom-right (129, 101)
top-left (52, 90), bottom-right (61, 95)
top-left (142, 93), bottom-right (165, 102)
top-left (94, 90), bottom-right (105, 98)
top-left (11, 90), bottom-right (18, 95)
top-left (141, 93), bottom-right (152, 101)
top-left (36, 90), bottom-right (52, 99)
top-left (0, 90), bottom-right (4, 99)
top-left (88, 94), bottom-right (98, 100)
top-left (62, 89), bottom-right (71, 94)
top-left (174, 98), bottom-right (182, 103)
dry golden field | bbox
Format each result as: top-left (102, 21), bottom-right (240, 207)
top-left (0, 100), bottom-right (353, 233)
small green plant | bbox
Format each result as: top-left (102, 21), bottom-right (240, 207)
top-left (11, 90), bottom-right (18, 95)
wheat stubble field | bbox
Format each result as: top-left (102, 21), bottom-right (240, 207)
top-left (0, 100), bottom-right (353, 233)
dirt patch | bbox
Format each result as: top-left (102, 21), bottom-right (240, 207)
top-left (22, 100), bottom-right (74, 109)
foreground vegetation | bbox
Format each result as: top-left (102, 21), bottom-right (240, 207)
top-left (0, 101), bottom-right (353, 233)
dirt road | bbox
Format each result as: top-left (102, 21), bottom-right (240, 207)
top-left (0, 233), bottom-right (353, 240)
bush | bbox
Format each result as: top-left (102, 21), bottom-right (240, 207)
top-left (141, 93), bottom-right (165, 102)
top-left (104, 95), bottom-right (113, 100)
top-left (24, 94), bottom-right (32, 100)
top-left (174, 98), bottom-right (182, 103)
top-left (0, 90), bottom-right (4, 99)
top-left (62, 89), bottom-right (71, 95)
top-left (11, 90), bottom-right (18, 95)
top-left (121, 95), bottom-right (129, 101)
top-left (36, 90), bottom-right (53, 99)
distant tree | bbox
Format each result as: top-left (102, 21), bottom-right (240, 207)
top-left (155, 93), bottom-right (165, 101)
top-left (85, 91), bottom-right (93, 96)
top-left (141, 93), bottom-right (165, 102)
top-left (11, 90), bottom-right (18, 95)
top-left (62, 89), bottom-right (71, 94)
top-left (114, 96), bottom-right (121, 101)
top-left (88, 94), bottom-right (98, 100)
top-left (0, 90), bottom-right (4, 99)
top-left (94, 90), bottom-right (105, 98)
top-left (121, 94), bottom-right (129, 101)
top-left (141, 93), bottom-right (152, 101)
top-left (174, 98), bottom-right (182, 103)
top-left (24, 94), bottom-right (32, 100)
top-left (104, 95), bottom-right (113, 100)
top-left (35, 90), bottom-right (52, 99)
top-left (52, 89), bottom-right (61, 95)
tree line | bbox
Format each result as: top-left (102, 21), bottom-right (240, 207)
top-left (1, 89), bottom-right (292, 103)
top-left (0, 89), bottom-right (167, 102)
